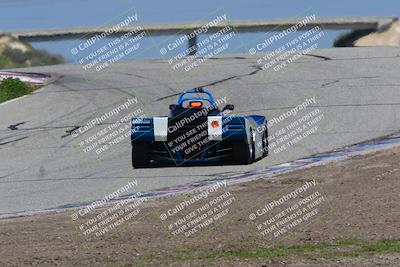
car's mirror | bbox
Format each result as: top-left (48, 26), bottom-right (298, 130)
top-left (222, 104), bottom-right (234, 112)
top-left (169, 104), bottom-right (178, 110)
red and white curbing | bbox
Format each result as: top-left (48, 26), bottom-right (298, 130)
top-left (0, 71), bottom-right (51, 84)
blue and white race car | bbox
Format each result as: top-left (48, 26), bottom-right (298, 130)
top-left (131, 88), bottom-right (268, 167)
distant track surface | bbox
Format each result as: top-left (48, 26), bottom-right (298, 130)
top-left (1, 47), bottom-right (399, 215)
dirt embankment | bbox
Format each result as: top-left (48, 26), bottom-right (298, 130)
top-left (355, 20), bottom-right (400, 47)
top-left (335, 19), bottom-right (400, 47)
top-left (0, 34), bottom-right (64, 69)
top-left (1, 145), bottom-right (400, 266)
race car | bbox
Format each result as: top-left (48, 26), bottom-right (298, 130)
top-left (131, 88), bottom-right (268, 168)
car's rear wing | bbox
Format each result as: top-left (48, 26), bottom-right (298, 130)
top-left (131, 116), bottom-right (248, 144)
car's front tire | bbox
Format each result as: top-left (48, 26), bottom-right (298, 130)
top-left (132, 143), bottom-right (150, 168)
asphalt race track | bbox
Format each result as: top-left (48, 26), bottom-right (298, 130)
top-left (1, 47), bottom-right (399, 215)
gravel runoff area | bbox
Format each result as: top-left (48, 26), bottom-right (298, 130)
top-left (1, 144), bottom-right (400, 267)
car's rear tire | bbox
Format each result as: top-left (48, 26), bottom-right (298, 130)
top-left (132, 143), bottom-right (150, 168)
top-left (233, 131), bottom-right (255, 164)
top-left (262, 126), bottom-right (269, 157)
